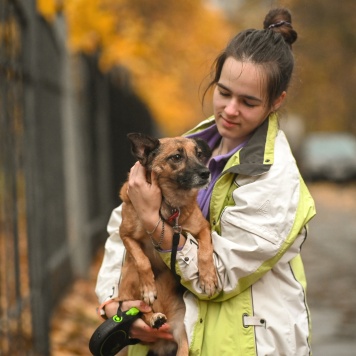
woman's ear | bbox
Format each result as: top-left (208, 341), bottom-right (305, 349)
top-left (272, 91), bottom-right (287, 111)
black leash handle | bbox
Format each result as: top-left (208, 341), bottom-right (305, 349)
top-left (89, 307), bottom-right (142, 356)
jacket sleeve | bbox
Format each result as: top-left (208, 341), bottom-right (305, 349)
top-left (159, 140), bottom-right (316, 301)
top-left (95, 205), bottom-right (125, 315)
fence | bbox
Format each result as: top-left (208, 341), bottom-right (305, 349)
top-left (0, 0), bottom-right (33, 354)
top-left (0, 1), bottom-right (155, 354)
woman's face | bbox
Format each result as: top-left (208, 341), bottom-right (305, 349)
top-left (213, 57), bottom-right (285, 147)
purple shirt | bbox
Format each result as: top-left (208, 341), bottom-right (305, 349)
top-left (187, 124), bottom-right (248, 219)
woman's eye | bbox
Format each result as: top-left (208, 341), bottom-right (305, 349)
top-left (244, 101), bottom-right (256, 108)
top-left (219, 90), bottom-right (230, 97)
top-left (245, 102), bottom-right (255, 108)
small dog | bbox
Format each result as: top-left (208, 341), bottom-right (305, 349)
top-left (117, 133), bottom-right (219, 356)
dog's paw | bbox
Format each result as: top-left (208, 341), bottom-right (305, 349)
top-left (199, 270), bottom-right (220, 297)
top-left (140, 285), bottom-right (157, 306)
top-left (150, 313), bottom-right (167, 329)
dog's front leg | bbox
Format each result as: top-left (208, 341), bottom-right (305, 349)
top-left (121, 237), bottom-right (157, 305)
top-left (196, 226), bottom-right (219, 297)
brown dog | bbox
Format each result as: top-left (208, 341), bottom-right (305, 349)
top-left (117, 133), bottom-right (218, 356)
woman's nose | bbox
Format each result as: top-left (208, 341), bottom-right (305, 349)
top-left (224, 99), bottom-right (239, 116)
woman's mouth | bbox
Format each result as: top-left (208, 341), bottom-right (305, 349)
top-left (220, 116), bottom-right (237, 128)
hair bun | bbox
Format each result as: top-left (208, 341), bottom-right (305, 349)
top-left (263, 8), bottom-right (298, 47)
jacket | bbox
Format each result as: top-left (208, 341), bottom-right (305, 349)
top-left (95, 113), bottom-right (316, 355)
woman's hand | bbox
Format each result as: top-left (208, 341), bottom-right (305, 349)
top-left (120, 300), bottom-right (174, 343)
top-left (127, 161), bottom-right (162, 230)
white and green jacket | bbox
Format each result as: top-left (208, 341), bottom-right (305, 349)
top-left (95, 114), bottom-right (316, 355)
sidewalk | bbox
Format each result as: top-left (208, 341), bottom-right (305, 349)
top-left (50, 249), bottom-right (103, 355)
top-left (304, 182), bottom-right (356, 356)
top-left (311, 305), bottom-right (356, 356)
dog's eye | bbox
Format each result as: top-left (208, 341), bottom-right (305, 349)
top-left (170, 154), bottom-right (182, 162)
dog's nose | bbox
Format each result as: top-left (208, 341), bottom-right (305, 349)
top-left (199, 169), bottom-right (210, 180)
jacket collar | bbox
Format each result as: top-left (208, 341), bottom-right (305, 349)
top-left (185, 113), bottom-right (279, 177)
top-left (225, 113), bottom-right (278, 176)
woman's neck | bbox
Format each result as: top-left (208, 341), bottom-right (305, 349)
top-left (214, 137), bottom-right (245, 156)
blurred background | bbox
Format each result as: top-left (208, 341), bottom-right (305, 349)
top-left (1, 0), bottom-right (355, 355)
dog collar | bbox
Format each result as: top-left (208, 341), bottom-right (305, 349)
top-left (165, 208), bottom-right (182, 234)
top-left (167, 208), bottom-right (180, 224)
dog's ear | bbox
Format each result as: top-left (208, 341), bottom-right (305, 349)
top-left (127, 133), bottom-right (160, 167)
top-left (192, 137), bottom-right (212, 163)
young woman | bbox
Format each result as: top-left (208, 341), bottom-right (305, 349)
top-left (95, 8), bottom-right (316, 355)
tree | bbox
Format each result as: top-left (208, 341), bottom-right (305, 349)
top-left (38, 0), bottom-right (235, 135)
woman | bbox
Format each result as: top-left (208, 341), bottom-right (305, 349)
top-left (95, 7), bottom-right (316, 356)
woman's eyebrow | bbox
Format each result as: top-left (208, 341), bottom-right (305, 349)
top-left (216, 83), bottom-right (262, 102)
top-left (216, 82), bottom-right (231, 92)
top-left (243, 94), bottom-right (263, 103)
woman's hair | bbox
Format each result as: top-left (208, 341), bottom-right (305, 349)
top-left (204, 8), bottom-right (298, 109)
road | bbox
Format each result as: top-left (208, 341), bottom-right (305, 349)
top-left (303, 182), bottom-right (356, 356)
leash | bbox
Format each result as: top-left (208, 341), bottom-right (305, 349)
top-left (167, 208), bottom-right (181, 279)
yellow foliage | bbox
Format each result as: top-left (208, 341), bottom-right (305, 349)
top-left (37, 0), bottom-right (63, 21)
top-left (63, 0), bottom-right (234, 135)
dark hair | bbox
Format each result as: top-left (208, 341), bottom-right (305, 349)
top-left (204, 8), bottom-right (298, 109)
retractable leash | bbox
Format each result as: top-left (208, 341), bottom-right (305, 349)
top-left (89, 307), bottom-right (142, 356)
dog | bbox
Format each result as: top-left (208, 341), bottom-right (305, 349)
top-left (117, 133), bottom-right (219, 356)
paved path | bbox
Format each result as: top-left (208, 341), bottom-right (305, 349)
top-left (303, 182), bottom-right (356, 356)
